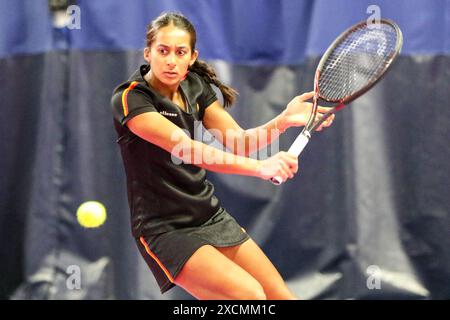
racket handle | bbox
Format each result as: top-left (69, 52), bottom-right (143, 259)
top-left (270, 131), bottom-right (311, 185)
top-left (287, 130), bottom-right (311, 156)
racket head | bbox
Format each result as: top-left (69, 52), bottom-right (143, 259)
top-left (316, 19), bottom-right (403, 104)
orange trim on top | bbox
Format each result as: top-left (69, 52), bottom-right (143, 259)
top-left (139, 236), bottom-right (175, 283)
top-left (121, 81), bottom-right (139, 117)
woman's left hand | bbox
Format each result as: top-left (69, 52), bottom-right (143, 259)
top-left (278, 91), bottom-right (335, 132)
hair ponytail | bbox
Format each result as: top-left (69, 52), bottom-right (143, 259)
top-left (189, 59), bottom-right (238, 108)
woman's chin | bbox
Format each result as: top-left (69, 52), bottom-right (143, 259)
top-left (160, 75), bottom-right (181, 86)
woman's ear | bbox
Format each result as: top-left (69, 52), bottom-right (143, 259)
top-left (190, 50), bottom-right (199, 66)
top-left (143, 47), bottom-right (151, 64)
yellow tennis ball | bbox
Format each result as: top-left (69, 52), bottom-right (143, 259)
top-left (76, 201), bottom-right (107, 228)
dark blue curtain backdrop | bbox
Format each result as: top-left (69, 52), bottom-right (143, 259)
top-left (1, 0), bottom-right (449, 299)
top-left (1, 0), bottom-right (449, 60)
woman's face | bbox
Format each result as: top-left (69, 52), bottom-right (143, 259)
top-left (144, 24), bottom-right (198, 87)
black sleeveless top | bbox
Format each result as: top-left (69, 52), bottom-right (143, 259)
top-left (111, 65), bottom-right (221, 237)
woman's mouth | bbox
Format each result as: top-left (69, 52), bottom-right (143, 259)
top-left (163, 71), bottom-right (178, 78)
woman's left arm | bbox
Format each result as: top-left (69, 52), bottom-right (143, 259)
top-left (202, 91), bottom-right (334, 157)
top-left (202, 100), bottom-right (282, 157)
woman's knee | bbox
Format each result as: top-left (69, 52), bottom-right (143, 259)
top-left (231, 281), bottom-right (267, 300)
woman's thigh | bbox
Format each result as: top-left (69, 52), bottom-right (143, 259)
top-left (216, 238), bottom-right (298, 300)
top-left (174, 244), bottom-right (267, 300)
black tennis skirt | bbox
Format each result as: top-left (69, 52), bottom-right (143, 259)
top-left (135, 207), bottom-right (250, 294)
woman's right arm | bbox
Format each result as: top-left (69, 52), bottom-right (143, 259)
top-left (126, 112), bottom-right (298, 182)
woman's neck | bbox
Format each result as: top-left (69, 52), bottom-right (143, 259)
top-left (145, 71), bottom-right (179, 100)
top-left (144, 70), bottom-right (187, 111)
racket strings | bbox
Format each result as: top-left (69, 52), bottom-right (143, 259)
top-left (322, 48), bottom-right (395, 100)
top-left (321, 32), bottom-right (396, 99)
top-left (319, 23), bottom-right (398, 101)
top-left (324, 27), bottom-right (396, 85)
top-left (324, 49), bottom-right (392, 95)
top-left (323, 51), bottom-right (390, 100)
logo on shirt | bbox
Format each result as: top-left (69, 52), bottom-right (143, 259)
top-left (160, 111), bottom-right (178, 118)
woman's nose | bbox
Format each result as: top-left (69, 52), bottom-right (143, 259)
top-left (166, 53), bottom-right (176, 66)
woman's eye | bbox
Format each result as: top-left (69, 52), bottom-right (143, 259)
top-left (177, 50), bottom-right (186, 56)
top-left (158, 48), bottom-right (168, 54)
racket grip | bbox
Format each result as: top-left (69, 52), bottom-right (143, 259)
top-left (287, 130), bottom-right (311, 156)
top-left (270, 131), bottom-right (311, 185)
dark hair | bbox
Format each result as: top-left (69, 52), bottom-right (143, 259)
top-left (146, 12), bottom-right (238, 108)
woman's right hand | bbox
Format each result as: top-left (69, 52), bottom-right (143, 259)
top-left (257, 152), bottom-right (299, 182)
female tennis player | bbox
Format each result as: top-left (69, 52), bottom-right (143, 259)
top-left (111, 12), bottom-right (333, 300)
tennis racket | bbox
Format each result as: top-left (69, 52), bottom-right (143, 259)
top-left (271, 19), bottom-right (403, 185)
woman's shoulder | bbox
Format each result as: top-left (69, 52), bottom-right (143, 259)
top-left (185, 70), bottom-right (202, 84)
top-left (112, 79), bottom-right (147, 96)
top-left (113, 64), bottom-right (153, 93)
top-left (184, 71), bottom-right (213, 93)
